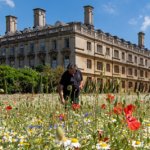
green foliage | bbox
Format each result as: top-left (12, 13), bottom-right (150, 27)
top-left (0, 65), bottom-right (21, 93)
top-left (18, 67), bottom-right (39, 93)
top-left (0, 65), bottom-right (64, 94)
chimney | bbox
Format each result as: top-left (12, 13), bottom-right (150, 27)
top-left (84, 5), bottom-right (94, 29)
top-left (6, 15), bottom-right (17, 34)
top-left (33, 8), bottom-right (46, 27)
top-left (138, 32), bottom-right (145, 48)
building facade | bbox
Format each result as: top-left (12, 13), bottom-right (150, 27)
top-left (0, 6), bottom-right (150, 92)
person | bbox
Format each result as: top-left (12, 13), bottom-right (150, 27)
top-left (58, 63), bottom-right (83, 105)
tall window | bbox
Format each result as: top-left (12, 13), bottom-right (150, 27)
top-left (64, 38), bottom-right (69, 48)
top-left (10, 47), bottom-right (15, 55)
top-left (122, 81), bottom-right (125, 88)
top-left (87, 42), bottom-right (91, 50)
top-left (106, 64), bottom-right (110, 72)
top-left (128, 54), bottom-right (132, 62)
top-left (114, 65), bottom-right (119, 73)
top-left (40, 41), bottom-right (45, 51)
top-left (128, 68), bottom-right (133, 76)
top-left (19, 59), bottom-right (24, 68)
top-left (106, 47), bottom-right (110, 56)
top-left (128, 82), bottom-right (133, 88)
top-left (134, 69), bottom-right (137, 76)
top-left (122, 52), bottom-right (125, 60)
top-left (64, 56), bottom-right (69, 68)
top-left (122, 66), bottom-right (125, 74)
top-left (114, 50), bottom-right (119, 58)
top-left (1, 48), bottom-right (6, 56)
top-left (145, 59), bottom-right (147, 66)
top-left (29, 58), bottom-right (34, 68)
top-left (140, 70), bottom-right (144, 77)
top-left (30, 43), bottom-right (34, 52)
top-left (145, 71), bottom-right (148, 78)
top-left (51, 57), bottom-right (57, 68)
top-left (52, 40), bottom-right (57, 49)
top-left (97, 62), bottom-right (103, 70)
top-left (97, 45), bottom-right (103, 54)
top-left (134, 56), bottom-right (137, 63)
top-left (19, 44), bottom-right (24, 54)
top-left (140, 58), bottom-right (143, 65)
top-left (87, 59), bottom-right (92, 69)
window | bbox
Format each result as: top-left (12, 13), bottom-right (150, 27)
top-left (122, 66), bottom-right (125, 74)
top-left (145, 71), bottom-right (148, 78)
top-left (140, 58), bottom-right (143, 65)
top-left (128, 68), bottom-right (132, 76)
top-left (10, 47), bottom-right (15, 55)
top-left (122, 81), bottom-right (125, 88)
top-left (128, 54), bottom-right (132, 62)
top-left (1, 48), bottom-right (6, 56)
top-left (122, 52), bottom-right (125, 60)
top-left (134, 69), bottom-right (137, 76)
top-left (64, 38), bottom-right (69, 48)
top-left (140, 70), bottom-right (144, 77)
top-left (52, 40), bottom-right (57, 49)
top-left (145, 59), bottom-right (147, 66)
top-left (106, 64), bottom-right (110, 72)
top-left (106, 47), bottom-right (110, 56)
top-left (40, 41), bottom-right (45, 51)
top-left (29, 58), bottom-right (34, 68)
top-left (134, 56), bottom-right (137, 63)
top-left (97, 62), bottom-right (103, 70)
top-left (51, 57), bottom-right (57, 68)
top-left (30, 43), bottom-right (34, 52)
top-left (128, 82), bottom-right (133, 88)
top-left (114, 50), bottom-right (119, 58)
top-left (87, 59), bottom-right (92, 69)
top-left (18, 59), bottom-right (24, 68)
top-left (114, 65), bottom-right (119, 73)
top-left (64, 56), bottom-right (69, 68)
top-left (97, 45), bottom-right (103, 53)
top-left (19, 44), bottom-right (24, 54)
top-left (87, 42), bottom-right (91, 50)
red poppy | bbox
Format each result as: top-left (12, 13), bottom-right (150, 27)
top-left (72, 103), bottom-right (80, 110)
top-left (113, 103), bottom-right (123, 115)
top-left (106, 94), bottom-right (115, 103)
top-left (126, 115), bottom-right (141, 130)
top-left (5, 105), bottom-right (12, 111)
top-left (124, 104), bottom-right (135, 116)
top-left (101, 104), bottom-right (106, 109)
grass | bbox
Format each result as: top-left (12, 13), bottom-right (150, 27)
top-left (0, 93), bottom-right (150, 149)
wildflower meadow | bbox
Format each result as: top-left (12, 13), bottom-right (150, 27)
top-left (0, 93), bottom-right (149, 150)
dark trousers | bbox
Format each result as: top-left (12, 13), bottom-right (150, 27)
top-left (64, 88), bottom-right (80, 104)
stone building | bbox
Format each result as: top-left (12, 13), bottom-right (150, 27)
top-left (0, 5), bottom-right (150, 92)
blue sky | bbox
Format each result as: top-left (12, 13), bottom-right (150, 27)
top-left (0, 0), bottom-right (150, 49)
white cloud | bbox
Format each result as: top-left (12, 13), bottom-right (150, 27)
top-left (102, 3), bottom-right (117, 14)
top-left (0, 0), bottom-right (15, 8)
top-left (141, 16), bottom-right (150, 31)
top-left (128, 18), bottom-right (137, 25)
top-left (128, 15), bottom-right (143, 26)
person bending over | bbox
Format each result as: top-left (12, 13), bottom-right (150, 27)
top-left (58, 63), bottom-right (83, 105)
